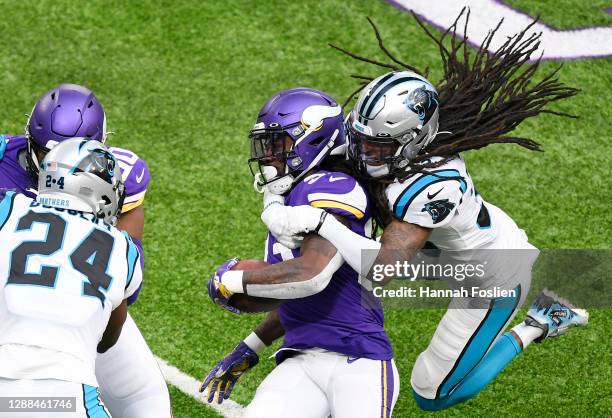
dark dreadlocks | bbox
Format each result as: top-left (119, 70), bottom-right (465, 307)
top-left (332, 8), bottom-right (579, 229)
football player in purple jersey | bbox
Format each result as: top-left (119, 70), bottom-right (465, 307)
top-left (258, 14), bottom-right (588, 413)
top-left (0, 84), bottom-right (171, 418)
top-left (203, 88), bottom-right (399, 418)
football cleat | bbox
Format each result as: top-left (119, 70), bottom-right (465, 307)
top-left (524, 289), bottom-right (589, 343)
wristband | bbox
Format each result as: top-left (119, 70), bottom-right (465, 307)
top-left (222, 270), bottom-right (245, 294)
top-left (244, 331), bottom-right (267, 353)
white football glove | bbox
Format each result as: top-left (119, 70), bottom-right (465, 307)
top-left (261, 188), bottom-right (326, 249)
top-left (261, 187), bottom-right (302, 249)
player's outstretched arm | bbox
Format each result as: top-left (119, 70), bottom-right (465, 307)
top-left (315, 214), bottom-right (431, 285)
top-left (209, 214), bottom-right (353, 304)
top-left (97, 300), bottom-right (128, 353)
top-left (217, 229), bottom-right (344, 299)
top-left (200, 310), bottom-right (284, 404)
top-left (263, 204), bottom-right (431, 285)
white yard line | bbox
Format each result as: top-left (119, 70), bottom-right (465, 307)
top-left (387, 0), bottom-right (612, 60)
top-left (154, 356), bottom-right (245, 418)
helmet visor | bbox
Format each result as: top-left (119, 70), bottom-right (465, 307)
top-left (349, 129), bottom-right (399, 166)
top-left (249, 130), bottom-right (292, 163)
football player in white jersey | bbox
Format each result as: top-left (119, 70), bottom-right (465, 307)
top-left (261, 66), bottom-right (588, 412)
top-left (0, 84), bottom-right (170, 418)
top-left (0, 138), bottom-right (142, 417)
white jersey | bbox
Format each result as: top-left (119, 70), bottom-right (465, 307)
top-left (386, 155), bottom-right (532, 251)
top-left (0, 191), bottom-right (142, 386)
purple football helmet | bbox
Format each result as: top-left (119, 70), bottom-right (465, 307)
top-left (249, 88), bottom-right (346, 194)
top-left (25, 83), bottom-right (107, 179)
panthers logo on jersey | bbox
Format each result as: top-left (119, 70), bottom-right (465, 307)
top-left (403, 87), bottom-right (439, 124)
top-left (421, 199), bottom-right (455, 224)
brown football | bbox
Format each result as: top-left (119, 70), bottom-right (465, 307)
top-left (228, 259), bottom-right (283, 313)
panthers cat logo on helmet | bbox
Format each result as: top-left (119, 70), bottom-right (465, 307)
top-left (404, 87), bottom-right (439, 124)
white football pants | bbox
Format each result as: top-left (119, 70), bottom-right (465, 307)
top-left (245, 348), bottom-right (399, 418)
top-left (95, 314), bottom-right (171, 418)
top-left (412, 204), bottom-right (538, 400)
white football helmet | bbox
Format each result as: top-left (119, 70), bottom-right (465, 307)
top-left (348, 71), bottom-right (440, 178)
top-left (37, 138), bottom-right (125, 225)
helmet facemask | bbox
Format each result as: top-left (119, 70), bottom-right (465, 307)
top-left (349, 114), bottom-right (435, 179)
top-left (350, 127), bottom-right (437, 178)
top-left (25, 134), bottom-right (51, 183)
top-left (248, 123), bottom-right (300, 195)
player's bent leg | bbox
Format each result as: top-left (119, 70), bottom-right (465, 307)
top-left (244, 354), bottom-right (330, 418)
top-left (95, 314), bottom-right (171, 418)
top-left (0, 378), bottom-right (111, 418)
top-left (328, 356), bottom-right (400, 418)
top-left (411, 285), bottom-right (525, 411)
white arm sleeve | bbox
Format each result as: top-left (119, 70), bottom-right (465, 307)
top-left (223, 252), bottom-right (344, 299)
top-left (318, 215), bottom-right (381, 277)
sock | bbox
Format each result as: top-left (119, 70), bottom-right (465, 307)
top-left (511, 322), bottom-right (545, 348)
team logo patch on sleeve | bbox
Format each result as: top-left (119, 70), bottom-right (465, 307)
top-left (421, 199), bottom-right (455, 224)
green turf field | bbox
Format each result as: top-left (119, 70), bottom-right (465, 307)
top-left (0, 1), bottom-right (610, 417)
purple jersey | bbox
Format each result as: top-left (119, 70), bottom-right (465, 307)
top-left (108, 146), bottom-right (150, 212)
top-left (0, 135), bottom-right (37, 198)
top-left (0, 135), bottom-right (151, 214)
top-left (265, 170), bottom-right (393, 361)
